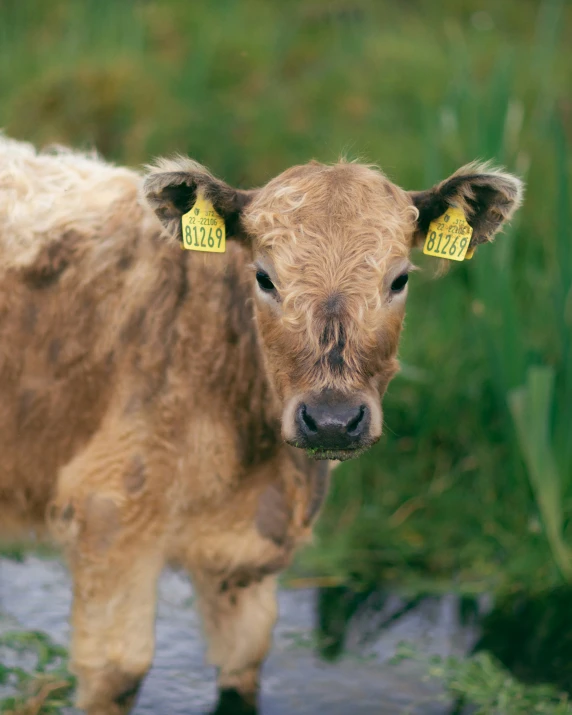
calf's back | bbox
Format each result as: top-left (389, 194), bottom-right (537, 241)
top-left (0, 136), bottom-right (277, 537)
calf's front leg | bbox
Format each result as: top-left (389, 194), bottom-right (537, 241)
top-left (192, 570), bottom-right (279, 715)
top-left (69, 541), bottom-right (162, 715)
top-left (50, 466), bottom-right (164, 714)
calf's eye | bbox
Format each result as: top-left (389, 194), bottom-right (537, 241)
top-left (256, 270), bottom-right (276, 293)
top-left (390, 273), bottom-right (409, 293)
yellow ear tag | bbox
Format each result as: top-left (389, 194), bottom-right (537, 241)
top-left (423, 206), bottom-right (473, 262)
top-left (181, 192), bottom-right (226, 253)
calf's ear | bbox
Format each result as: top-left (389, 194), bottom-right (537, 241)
top-left (142, 157), bottom-right (256, 242)
top-left (409, 162), bottom-right (524, 249)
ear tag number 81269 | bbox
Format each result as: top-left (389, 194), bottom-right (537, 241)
top-left (423, 206), bottom-right (473, 261)
top-left (181, 192), bottom-right (226, 253)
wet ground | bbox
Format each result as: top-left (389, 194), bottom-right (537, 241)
top-left (0, 556), bottom-right (481, 714)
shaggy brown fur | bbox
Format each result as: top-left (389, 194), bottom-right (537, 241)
top-left (0, 135), bottom-right (523, 714)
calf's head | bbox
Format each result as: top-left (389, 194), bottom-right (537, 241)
top-left (144, 158), bottom-right (523, 460)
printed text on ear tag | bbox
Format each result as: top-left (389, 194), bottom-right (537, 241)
top-left (181, 192), bottom-right (226, 253)
top-left (423, 206), bottom-right (473, 261)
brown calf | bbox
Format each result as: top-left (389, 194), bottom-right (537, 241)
top-left (0, 135), bottom-right (523, 714)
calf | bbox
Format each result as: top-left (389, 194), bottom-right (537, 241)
top-left (0, 135), bottom-right (523, 714)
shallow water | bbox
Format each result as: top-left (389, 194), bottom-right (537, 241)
top-left (0, 556), bottom-right (470, 714)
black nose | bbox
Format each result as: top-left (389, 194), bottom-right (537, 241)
top-left (295, 401), bottom-right (369, 450)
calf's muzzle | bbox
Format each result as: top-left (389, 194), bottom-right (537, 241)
top-left (295, 401), bottom-right (369, 450)
top-left (285, 390), bottom-right (379, 459)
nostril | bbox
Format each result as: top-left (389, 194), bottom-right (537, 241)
top-left (346, 406), bottom-right (366, 435)
top-left (300, 404), bottom-right (318, 433)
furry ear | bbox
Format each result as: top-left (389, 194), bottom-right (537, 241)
top-left (142, 156), bottom-right (256, 242)
top-left (409, 162), bottom-right (524, 249)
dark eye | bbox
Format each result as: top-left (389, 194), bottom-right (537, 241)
top-left (256, 270), bottom-right (276, 292)
top-left (390, 273), bottom-right (409, 292)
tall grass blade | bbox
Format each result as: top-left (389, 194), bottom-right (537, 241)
top-left (509, 367), bottom-right (572, 581)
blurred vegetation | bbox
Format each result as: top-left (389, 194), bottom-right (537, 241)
top-left (0, 630), bottom-right (74, 714)
top-left (1, 0), bottom-right (572, 598)
top-left (392, 643), bottom-right (572, 715)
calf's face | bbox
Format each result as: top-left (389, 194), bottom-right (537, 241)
top-left (144, 159), bottom-right (522, 460)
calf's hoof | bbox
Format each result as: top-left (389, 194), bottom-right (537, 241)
top-left (76, 669), bottom-right (143, 715)
top-left (210, 687), bottom-right (258, 714)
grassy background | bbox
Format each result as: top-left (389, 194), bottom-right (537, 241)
top-left (1, 0), bottom-right (571, 596)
